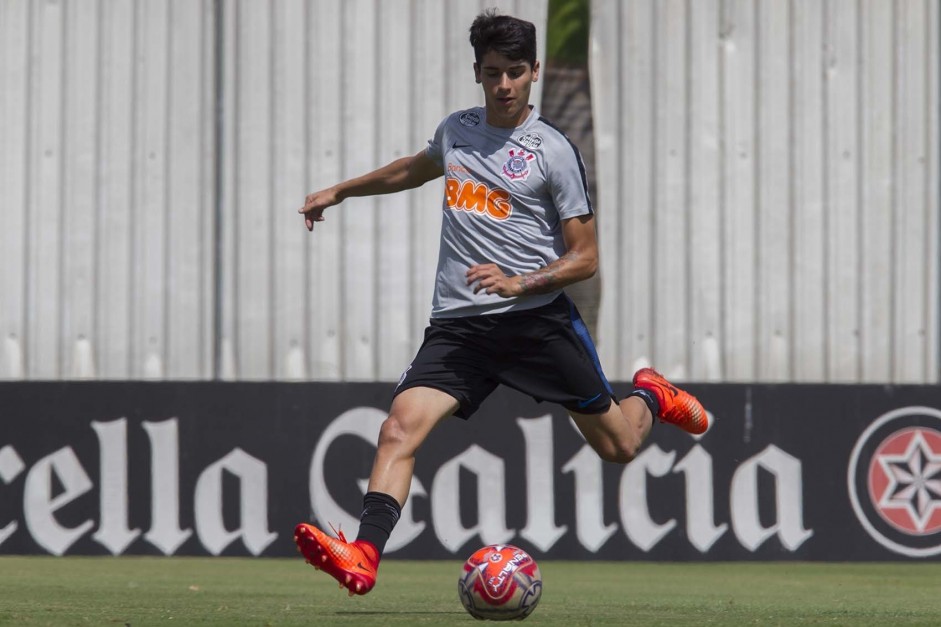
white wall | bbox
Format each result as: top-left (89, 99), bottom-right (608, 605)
top-left (0, 0), bottom-right (546, 381)
top-left (217, 0), bottom-right (545, 381)
top-left (591, 0), bottom-right (939, 383)
top-left (1, 0), bottom-right (937, 383)
top-left (0, 0), bottom-right (217, 379)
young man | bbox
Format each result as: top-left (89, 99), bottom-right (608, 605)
top-left (295, 10), bottom-right (711, 596)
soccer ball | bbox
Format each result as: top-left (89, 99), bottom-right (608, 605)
top-left (458, 544), bottom-right (542, 621)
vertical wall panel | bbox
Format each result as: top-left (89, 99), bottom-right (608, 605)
top-left (592, 0), bottom-right (621, 375)
top-left (756, 0), bottom-right (791, 381)
top-left (165, 0), bottom-right (213, 379)
top-left (687, 0), bottom-right (723, 381)
top-left (339, 0), bottom-right (379, 381)
top-left (719, 0), bottom-right (758, 381)
top-left (928, 0), bottom-right (941, 382)
top-left (62, 0), bottom-right (100, 378)
top-left (201, 3), bottom-right (219, 381)
top-left (623, 0), bottom-right (656, 376)
top-left (448, 2), bottom-right (487, 110)
top-left (96, 0), bottom-right (135, 378)
top-left (231, 0), bottom-right (273, 379)
top-left (376, 0), bottom-right (417, 381)
top-left (592, 0), bottom-right (939, 383)
top-left (859, 0), bottom-right (894, 381)
top-left (618, 1), bottom-right (656, 376)
top-left (897, 0), bottom-right (938, 381)
top-left (652, 0), bottom-right (689, 377)
top-left (408, 0), bottom-right (447, 365)
top-left (133, 0), bottom-right (170, 378)
top-left (823, 0), bottom-right (861, 382)
top-left (271, 0), bottom-right (310, 380)
top-left (790, 0), bottom-right (827, 381)
top-left (305, 0), bottom-right (343, 380)
top-left (27, 0), bottom-right (66, 378)
top-left (218, 0), bottom-right (238, 379)
top-left (0, 0), bottom-right (30, 379)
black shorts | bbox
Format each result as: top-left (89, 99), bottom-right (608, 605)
top-left (394, 294), bottom-right (616, 419)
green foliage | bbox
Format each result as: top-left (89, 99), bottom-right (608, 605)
top-left (546, 0), bottom-right (591, 65)
top-left (1, 557), bottom-right (941, 626)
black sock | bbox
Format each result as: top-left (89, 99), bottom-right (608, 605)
top-left (628, 388), bottom-right (660, 418)
top-left (356, 491), bottom-right (402, 557)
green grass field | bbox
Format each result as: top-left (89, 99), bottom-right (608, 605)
top-left (0, 557), bottom-right (939, 626)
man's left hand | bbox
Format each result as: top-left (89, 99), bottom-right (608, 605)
top-left (466, 264), bottom-right (522, 298)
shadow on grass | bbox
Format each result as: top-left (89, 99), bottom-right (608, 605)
top-left (335, 611), bottom-right (467, 616)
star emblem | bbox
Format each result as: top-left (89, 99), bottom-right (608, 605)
top-left (874, 429), bottom-right (941, 534)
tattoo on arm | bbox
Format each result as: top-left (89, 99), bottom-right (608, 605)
top-left (518, 250), bottom-right (581, 295)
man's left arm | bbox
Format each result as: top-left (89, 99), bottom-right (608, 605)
top-left (466, 213), bottom-right (599, 297)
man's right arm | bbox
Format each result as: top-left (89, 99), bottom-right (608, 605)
top-left (299, 150), bottom-right (443, 231)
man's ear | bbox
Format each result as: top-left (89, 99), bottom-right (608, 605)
top-left (473, 62), bottom-right (481, 83)
top-left (532, 60), bottom-right (540, 82)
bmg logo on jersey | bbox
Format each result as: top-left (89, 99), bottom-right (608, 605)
top-left (847, 406), bottom-right (941, 557)
top-left (445, 176), bottom-right (512, 221)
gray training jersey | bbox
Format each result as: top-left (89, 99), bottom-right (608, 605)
top-left (425, 106), bottom-right (593, 318)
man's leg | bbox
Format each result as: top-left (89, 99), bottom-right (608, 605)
top-left (353, 386), bottom-right (459, 557)
top-left (364, 386), bottom-right (460, 505)
top-left (570, 396), bottom-right (652, 463)
top-left (295, 386), bottom-right (459, 596)
top-left (570, 369), bottom-right (710, 463)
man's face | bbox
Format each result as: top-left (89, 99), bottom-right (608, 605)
top-left (474, 50), bottom-right (539, 128)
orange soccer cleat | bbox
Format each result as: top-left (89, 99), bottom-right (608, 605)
top-left (632, 367), bottom-right (712, 435)
top-left (294, 523), bottom-right (379, 596)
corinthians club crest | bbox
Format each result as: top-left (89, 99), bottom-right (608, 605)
top-left (502, 149), bottom-right (536, 181)
top-left (847, 406), bottom-right (941, 557)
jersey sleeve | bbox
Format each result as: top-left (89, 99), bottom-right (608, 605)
top-left (547, 138), bottom-right (593, 220)
top-left (424, 116), bottom-right (450, 167)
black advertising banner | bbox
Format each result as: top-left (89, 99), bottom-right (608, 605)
top-left (1, 382), bottom-right (940, 560)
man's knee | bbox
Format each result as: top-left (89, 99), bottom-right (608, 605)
top-left (595, 438), bottom-right (640, 464)
top-left (378, 387), bottom-right (459, 453)
top-left (377, 413), bottom-right (410, 449)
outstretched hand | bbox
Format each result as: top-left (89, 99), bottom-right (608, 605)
top-left (466, 263), bottom-right (523, 298)
top-left (299, 188), bottom-right (340, 231)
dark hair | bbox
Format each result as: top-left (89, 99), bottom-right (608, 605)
top-left (469, 9), bottom-right (537, 68)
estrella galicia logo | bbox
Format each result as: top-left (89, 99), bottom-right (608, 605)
top-left (847, 406), bottom-right (941, 557)
top-left (459, 111), bottom-right (480, 127)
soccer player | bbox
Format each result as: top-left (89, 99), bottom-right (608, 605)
top-left (295, 10), bottom-right (711, 596)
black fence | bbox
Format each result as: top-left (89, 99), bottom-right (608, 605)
top-left (2, 382), bottom-right (940, 560)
